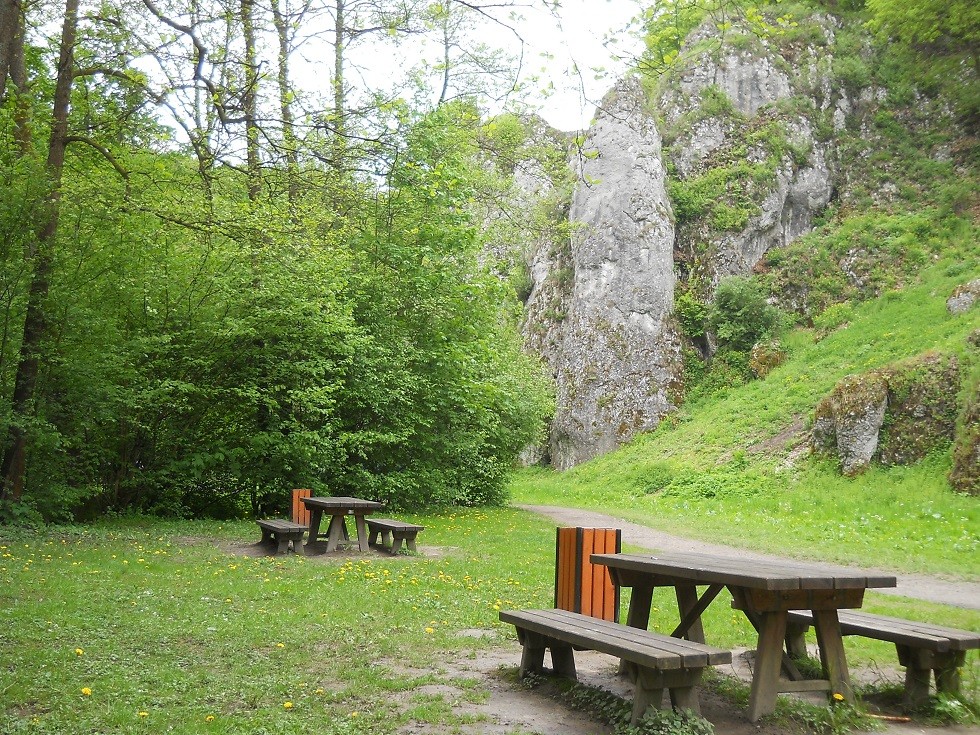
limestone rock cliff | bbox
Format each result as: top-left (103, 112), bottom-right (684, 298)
top-left (522, 16), bottom-right (847, 469)
top-left (523, 79), bottom-right (680, 469)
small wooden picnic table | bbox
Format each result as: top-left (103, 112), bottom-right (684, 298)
top-left (302, 496), bottom-right (385, 553)
top-left (591, 551), bottom-right (897, 722)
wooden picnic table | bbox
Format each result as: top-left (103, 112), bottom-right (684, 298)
top-left (591, 551), bottom-right (897, 722)
top-left (302, 496), bottom-right (385, 553)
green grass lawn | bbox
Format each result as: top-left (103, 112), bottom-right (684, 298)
top-left (0, 511), bottom-right (558, 734)
top-left (2, 508), bottom-right (978, 734)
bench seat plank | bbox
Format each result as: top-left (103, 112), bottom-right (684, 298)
top-left (788, 610), bottom-right (980, 652)
top-left (366, 518), bottom-right (424, 554)
top-left (256, 519), bottom-right (307, 555)
top-left (786, 609), bottom-right (978, 708)
top-left (501, 609), bottom-right (729, 669)
top-left (500, 608), bottom-right (731, 725)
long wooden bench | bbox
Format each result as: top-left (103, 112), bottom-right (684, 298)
top-left (785, 610), bottom-right (980, 707)
top-left (256, 519), bottom-right (307, 555)
top-left (500, 608), bottom-right (731, 724)
top-left (366, 519), bottom-right (424, 554)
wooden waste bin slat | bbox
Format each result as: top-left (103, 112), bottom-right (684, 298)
top-left (555, 527), bottom-right (621, 622)
top-left (292, 489), bottom-right (312, 526)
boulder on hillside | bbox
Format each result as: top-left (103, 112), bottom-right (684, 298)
top-left (813, 373), bottom-right (888, 476)
top-left (946, 278), bottom-right (980, 315)
top-left (812, 352), bottom-right (961, 476)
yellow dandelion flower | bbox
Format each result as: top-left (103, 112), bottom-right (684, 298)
top-left (350, 711), bottom-right (359, 718)
top-left (205, 715), bottom-right (215, 722)
top-left (276, 642), bottom-right (285, 648)
top-left (283, 701), bottom-right (294, 709)
top-left (832, 692), bottom-right (845, 702)
top-left (81, 687), bottom-right (92, 696)
top-left (424, 627), bottom-right (434, 634)
top-left (315, 688), bottom-right (324, 695)
top-left (74, 648), bottom-right (84, 656)
top-left (138, 711), bottom-right (149, 718)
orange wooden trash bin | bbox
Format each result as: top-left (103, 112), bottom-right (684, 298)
top-left (554, 527), bottom-right (622, 622)
top-left (291, 489), bottom-right (312, 525)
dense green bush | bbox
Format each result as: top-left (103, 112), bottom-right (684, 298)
top-left (708, 277), bottom-right (781, 351)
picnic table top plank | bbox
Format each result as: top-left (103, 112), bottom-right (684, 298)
top-left (301, 496), bottom-right (386, 512)
top-left (591, 552), bottom-right (897, 591)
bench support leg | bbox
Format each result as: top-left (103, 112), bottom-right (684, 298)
top-left (514, 630), bottom-right (576, 680)
top-left (897, 646), bottom-right (966, 709)
top-left (550, 642), bottom-right (576, 678)
top-left (390, 534), bottom-right (404, 554)
top-left (785, 623), bottom-right (809, 659)
top-left (632, 667), bottom-right (703, 724)
top-left (934, 651), bottom-right (965, 698)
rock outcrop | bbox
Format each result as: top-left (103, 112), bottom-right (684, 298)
top-left (812, 353), bottom-right (961, 476)
top-left (947, 278), bottom-right (980, 315)
top-left (522, 16), bottom-right (846, 468)
top-left (524, 79), bottom-right (681, 469)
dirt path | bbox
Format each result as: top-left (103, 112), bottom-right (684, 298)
top-left (518, 505), bottom-right (980, 610)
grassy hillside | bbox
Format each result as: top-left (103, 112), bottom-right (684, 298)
top-left (510, 258), bottom-right (979, 578)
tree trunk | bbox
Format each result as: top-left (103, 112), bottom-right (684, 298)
top-left (241, 0), bottom-right (261, 203)
top-left (332, 0), bottom-right (347, 169)
top-left (0, 0), bottom-right (22, 99)
top-left (0, 0), bottom-right (78, 502)
top-left (271, 0), bottom-right (299, 205)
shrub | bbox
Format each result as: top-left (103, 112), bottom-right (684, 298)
top-left (675, 292), bottom-right (710, 339)
top-left (708, 276), bottom-right (781, 350)
top-left (749, 340), bottom-right (788, 378)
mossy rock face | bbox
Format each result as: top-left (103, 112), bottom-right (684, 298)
top-left (946, 278), bottom-right (980, 315)
top-left (949, 382), bottom-right (980, 496)
top-left (811, 373), bottom-right (889, 476)
top-left (877, 353), bottom-right (960, 466)
top-left (811, 352), bottom-right (962, 477)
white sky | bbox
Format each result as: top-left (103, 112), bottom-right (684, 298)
top-left (318, 0), bottom-right (645, 132)
top-left (501, 0), bottom-right (644, 130)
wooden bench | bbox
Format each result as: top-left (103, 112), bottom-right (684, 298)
top-left (786, 610), bottom-right (980, 707)
top-left (366, 519), bottom-right (424, 554)
top-left (500, 608), bottom-right (731, 724)
top-left (256, 519), bottom-right (307, 555)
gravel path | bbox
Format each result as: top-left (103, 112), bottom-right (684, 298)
top-left (519, 505), bottom-right (980, 610)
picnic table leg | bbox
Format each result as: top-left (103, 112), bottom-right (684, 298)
top-left (811, 610), bottom-right (853, 704)
top-left (354, 514), bottom-right (369, 552)
top-left (620, 581), bottom-right (656, 675)
top-left (304, 509), bottom-right (324, 553)
top-left (326, 514), bottom-right (347, 552)
top-left (625, 582), bottom-right (655, 629)
top-left (747, 610), bottom-right (788, 722)
top-left (674, 583), bottom-right (707, 643)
